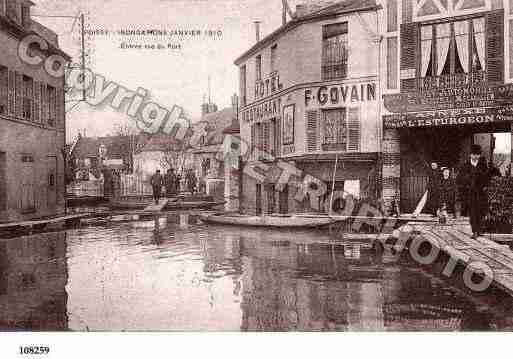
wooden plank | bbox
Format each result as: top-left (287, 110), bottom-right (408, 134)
top-left (0, 213), bottom-right (89, 229)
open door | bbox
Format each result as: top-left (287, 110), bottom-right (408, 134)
top-left (47, 156), bottom-right (57, 210)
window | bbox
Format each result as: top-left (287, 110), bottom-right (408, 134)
top-left (270, 44), bottom-right (278, 72)
top-left (387, 37), bottom-right (398, 89)
top-left (387, 0), bottom-right (398, 32)
top-left (0, 67), bottom-right (7, 115)
top-left (420, 18), bottom-right (485, 79)
top-left (21, 5), bottom-right (30, 27)
top-left (240, 65), bottom-right (247, 106)
top-left (6, 0), bottom-right (20, 24)
top-left (322, 109), bottom-right (347, 151)
top-left (255, 55), bottom-right (262, 81)
top-left (22, 75), bottom-right (33, 120)
top-left (322, 22), bottom-right (348, 80)
top-left (322, 108), bottom-right (360, 152)
top-left (47, 85), bottom-right (56, 127)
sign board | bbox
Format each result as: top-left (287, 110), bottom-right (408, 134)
top-left (383, 83), bottom-right (513, 113)
top-left (384, 106), bottom-right (513, 129)
top-left (241, 97), bottom-right (281, 123)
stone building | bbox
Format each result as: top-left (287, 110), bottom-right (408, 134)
top-left (381, 0), bottom-right (513, 213)
top-left (235, 0), bottom-right (383, 215)
top-left (0, 0), bottom-right (69, 222)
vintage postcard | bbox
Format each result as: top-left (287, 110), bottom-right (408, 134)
top-left (1, 0), bottom-right (513, 353)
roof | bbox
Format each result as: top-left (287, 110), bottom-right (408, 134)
top-left (72, 135), bottom-right (139, 159)
top-left (139, 134), bottom-right (184, 152)
top-left (234, 0), bottom-right (379, 65)
top-left (195, 107), bottom-right (236, 146)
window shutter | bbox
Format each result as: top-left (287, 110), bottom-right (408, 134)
top-left (306, 110), bottom-right (319, 152)
top-left (41, 84), bottom-right (48, 124)
top-left (33, 81), bottom-right (41, 123)
top-left (15, 72), bottom-right (22, 118)
top-left (400, 22), bottom-right (419, 91)
top-left (0, 69), bottom-right (7, 115)
top-left (347, 107), bottom-right (360, 152)
top-left (263, 121), bottom-right (270, 154)
top-left (275, 118), bottom-right (281, 157)
top-left (486, 10), bottom-right (504, 83)
top-left (56, 88), bottom-right (64, 129)
top-left (7, 70), bottom-right (15, 115)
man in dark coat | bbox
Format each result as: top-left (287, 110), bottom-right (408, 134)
top-left (426, 162), bottom-right (441, 215)
top-left (439, 167), bottom-right (456, 214)
top-left (150, 169), bottom-right (164, 204)
top-left (457, 145), bottom-right (489, 238)
top-left (164, 168), bottom-right (177, 197)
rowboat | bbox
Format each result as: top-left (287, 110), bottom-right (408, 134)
top-left (199, 213), bottom-right (338, 228)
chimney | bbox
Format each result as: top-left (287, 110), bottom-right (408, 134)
top-left (254, 21), bottom-right (261, 43)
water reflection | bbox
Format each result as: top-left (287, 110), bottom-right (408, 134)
top-left (1, 213), bottom-right (513, 331)
top-left (0, 232), bottom-right (68, 330)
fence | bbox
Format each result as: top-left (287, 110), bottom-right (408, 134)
top-left (120, 174), bottom-right (152, 197)
top-left (67, 180), bottom-right (104, 197)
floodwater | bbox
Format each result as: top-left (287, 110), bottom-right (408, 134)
top-left (1, 213), bottom-right (513, 331)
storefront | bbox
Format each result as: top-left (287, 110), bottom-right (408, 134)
top-left (382, 7), bottom-right (513, 214)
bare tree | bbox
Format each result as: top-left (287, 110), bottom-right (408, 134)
top-left (113, 123), bottom-right (148, 173)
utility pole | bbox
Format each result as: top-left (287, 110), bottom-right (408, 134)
top-left (81, 13), bottom-right (86, 102)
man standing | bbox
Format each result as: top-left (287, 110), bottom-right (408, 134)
top-left (426, 161), bottom-right (441, 215)
top-left (150, 169), bottom-right (164, 204)
top-left (165, 168), bottom-right (177, 198)
top-left (457, 145), bottom-right (489, 238)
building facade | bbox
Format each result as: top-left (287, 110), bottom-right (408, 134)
top-left (235, 0), bottom-right (382, 215)
top-left (0, 0), bottom-right (69, 222)
top-left (381, 0), bottom-right (513, 213)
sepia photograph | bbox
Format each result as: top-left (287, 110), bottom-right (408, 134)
top-left (1, 0), bottom-right (513, 355)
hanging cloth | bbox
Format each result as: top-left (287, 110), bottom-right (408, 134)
top-left (421, 25), bottom-right (433, 77)
top-left (436, 23), bottom-right (451, 76)
top-left (454, 20), bottom-right (470, 73)
top-left (473, 18), bottom-right (486, 71)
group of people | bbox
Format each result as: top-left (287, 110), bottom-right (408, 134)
top-left (149, 168), bottom-right (198, 204)
top-left (426, 144), bottom-right (500, 238)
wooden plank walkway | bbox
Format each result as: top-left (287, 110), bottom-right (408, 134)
top-left (402, 220), bottom-right (513, 296)
top-left (143, 199), bottom-right (169, 212)
top-left (0, 213), bottom-right (90, 231)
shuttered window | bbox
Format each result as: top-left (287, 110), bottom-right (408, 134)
top-left (387, 0), bottom-right (398, 32)
top-left (262, 121), bottom-right (270, 158)
top-left (347, 107), bottom-right (360, 152)
top-left (48, 85), bottom-right (56, 127)
top-left (22, 76), bottom-right (33, 120)
top-left (33, 81), bottom-right (41, 123)
top-left (7, 70), bottom-right (15, 115)
top-left (322, 22), bottom-right (348, 80)
top-left (387, 37), bottom-right (399, 89)
top-left (15, 72), bottom-right (22, 118)
top-left (56, 88), bottom-right (65, 129)
top-left (0, 67), bottom-right (7, 115)
top-left (306, 110), bottom-right (319, 152)
top-left (240, 65), bottom-right (247, 107)
top-left (274, 118), bottom-right (281, 157)
top-left (510, 19), bottom-right (513, 79)
top-left (322, 108), bottom-right (346, 151)
top-left (250, 123), bottom-right (256, 160)
top-left (400, 23), bottom-right (419, 91)
top-left (486, 10), bottom-right (504, 83)
top-left (41, 84), bottom-right (48, 124)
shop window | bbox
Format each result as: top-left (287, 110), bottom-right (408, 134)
top-left (322, 22), bottom-right (348, 80)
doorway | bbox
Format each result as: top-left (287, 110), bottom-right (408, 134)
top-left (0, 152), bottom-right (6, 212)
top-left (47, 156), bottom-right (57, 210)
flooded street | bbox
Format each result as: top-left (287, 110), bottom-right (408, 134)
top-left (1, 213), bottom-right (513, 331)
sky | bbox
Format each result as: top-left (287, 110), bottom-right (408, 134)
top-left (33, 0), bottom-right (304, 140)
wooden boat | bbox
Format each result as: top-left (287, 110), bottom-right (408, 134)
top-left (199, 213), bottom-right (338, 228)
top-left (109, 197), bottom-right (224, 211)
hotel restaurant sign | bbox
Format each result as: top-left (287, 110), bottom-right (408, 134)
top-left (383, 83), bottom-right (513, 129)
